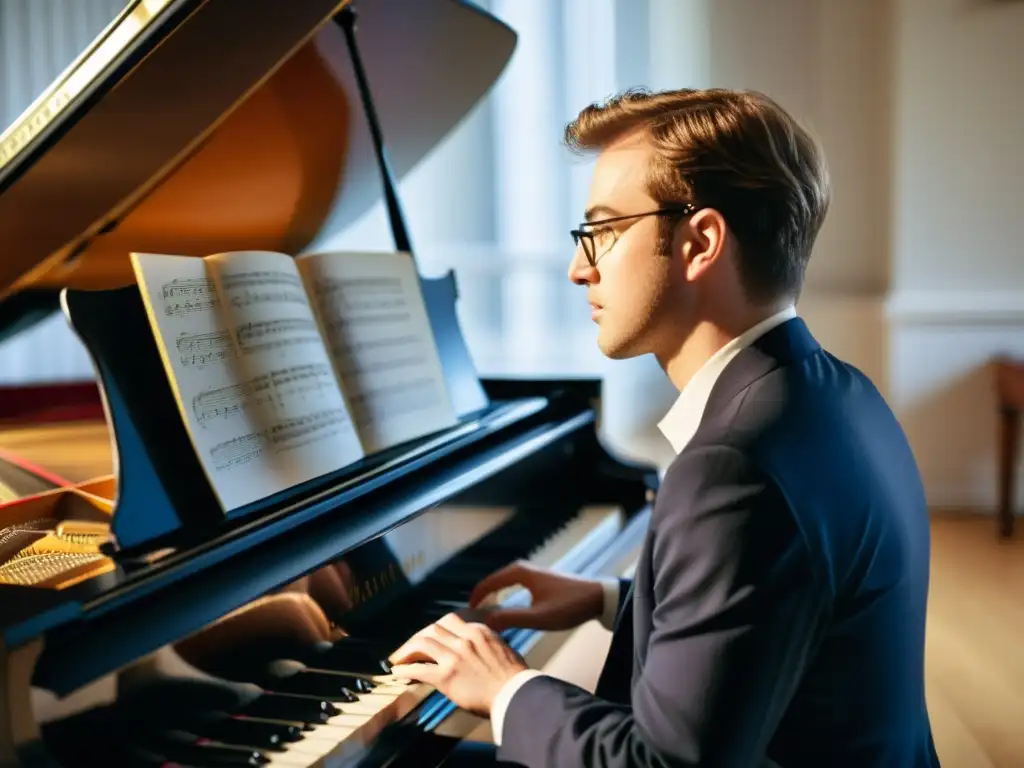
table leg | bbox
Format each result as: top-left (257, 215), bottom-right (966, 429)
top-left (998, 407), bottom-right (1020, 538)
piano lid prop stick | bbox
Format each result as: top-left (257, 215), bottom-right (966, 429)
top-left (336, 5), bottom-right (414, 256)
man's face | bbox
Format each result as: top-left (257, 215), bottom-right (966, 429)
top-left (568, 132), bottom-right (687, 361)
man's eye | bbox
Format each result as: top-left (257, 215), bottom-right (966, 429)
top-left (590, 227), bottom-right (615, 245)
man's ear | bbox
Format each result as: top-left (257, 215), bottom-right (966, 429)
top-left (679, 208), bottom-right (728, 282)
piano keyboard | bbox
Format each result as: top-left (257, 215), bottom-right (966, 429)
top-left (41, 505), bottom-right (627, 767)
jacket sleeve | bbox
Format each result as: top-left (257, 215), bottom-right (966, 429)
top-left (617, 576), bottom-right (632, 614)
top-left (496, 444), bottom-right (830, 768)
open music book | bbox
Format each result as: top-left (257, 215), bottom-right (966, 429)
top-left (130, 249), bottom-right (458, 512)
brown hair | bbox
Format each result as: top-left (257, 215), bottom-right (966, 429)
top-left (565, 88), bottom-right (831, 303)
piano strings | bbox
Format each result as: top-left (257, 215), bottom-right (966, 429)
top-left (0, 517), bottom-right (112, 588)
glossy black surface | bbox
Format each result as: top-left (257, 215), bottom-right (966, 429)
top-left (29, 391), bottom-right (614, 695)
top-left (37, 495), bottom-right (652, 768)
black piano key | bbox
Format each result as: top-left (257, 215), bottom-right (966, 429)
top-left (239, 692), bottom-right (340, 724)
top-left (266, 659), bottom-right (375, 692)
top-left (55, 741), bottom-right (175, 768)
top-left (329, 636), bottom-right (394, 656)
top-left (306, 640), bottom-right (393, 675)
top-left (131, 731), bottom-right (270, 766)
top-left (191, 714), bottom-right (304, 749)
top-left (263, 669), bottom-right (360, 701)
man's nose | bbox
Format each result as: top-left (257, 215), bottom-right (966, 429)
top-left (567, 247), bottom-right (597, 286)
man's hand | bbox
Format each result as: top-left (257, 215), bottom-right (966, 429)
top-left (468, 560), bottom-right (605, 632)
top-left (388, 613), bottom-right (528, 718)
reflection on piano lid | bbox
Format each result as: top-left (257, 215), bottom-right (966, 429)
top-left (0, 1), bottom-right (662, 766)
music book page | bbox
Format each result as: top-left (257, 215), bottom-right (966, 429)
top-left (131, 251), bottom-right (365, 511)
top-left (297, 250), bottom-right (458, 454)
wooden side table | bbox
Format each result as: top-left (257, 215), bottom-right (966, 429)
top-left (995, 357), bottom-right (1024, 537)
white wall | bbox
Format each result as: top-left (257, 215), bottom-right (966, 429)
top-left (631, 0), bottom-right (1024, 512)
top-left (887, 0), bottom-right (1024, 510)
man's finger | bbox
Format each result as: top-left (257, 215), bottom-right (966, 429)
top-left (435, 611), bottom-right (470, 635)
top-left (480, 606), bottom-right (543, 632)
top-left (389, 633), bottom-right (458, 666)
top-left (468, 561), bottom-right (529, 608)
top-left (389, 662), bottom-right (443, 685)
top-left (389, 620), bottom-right (460, 662)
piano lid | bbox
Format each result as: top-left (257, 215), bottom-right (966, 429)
top-left (0, 0), bottom-right (515, 336)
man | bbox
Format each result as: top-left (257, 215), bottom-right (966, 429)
top-left (389, 87), bottom-right (941, 767)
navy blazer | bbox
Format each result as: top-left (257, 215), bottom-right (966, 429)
top-left (498, 318), bottom-right (941, 767)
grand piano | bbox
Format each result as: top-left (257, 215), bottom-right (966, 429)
top-left (0, 1), bottom-right (660, 765)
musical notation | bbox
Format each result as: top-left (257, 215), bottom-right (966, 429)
top-left (219, 269), bottom-right (305, 292)
top-left (312, 275), bottom-right (410, 316)
top-left (313, 276), bottom-right (446, 421)
top-left (175, 331), bottom-right (235, 367)
top-left (220, 269), bottom-right (309, 310)
top-left (237, 318), bottom-right (320, 349)
top-left (174, 319), bottom-right (322, 367)
top-left (192, 363), bottom-right (335, 422)
top-left (209, 432), bottom-right (264, 470)
top-left (347, 377), bottom-right (447, 430)
top-left (161, 277), bottom-right (219, 317)
top-left (299, 251), bottom-right (457, 453)
top-left (268, 408), bottom-right (352, 449)
top-left (209, 408), bottom-right (351, 471)
top-left (131, 249), bottom-right (459, 510)
top-left (131, 250), bottom-right (366, 512)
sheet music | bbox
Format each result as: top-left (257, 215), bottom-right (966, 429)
top-left (297, 251), bottom-right (458, 454)
top-left (132, 251), bottom-right (365, 511)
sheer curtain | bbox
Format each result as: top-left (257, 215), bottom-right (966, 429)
top-left (401, 0), bottom-right (685, 468)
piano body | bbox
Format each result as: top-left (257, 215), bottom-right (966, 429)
top-left (0, 1), bottom-right (660, 766)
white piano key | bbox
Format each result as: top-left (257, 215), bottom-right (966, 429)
top-left (260, 679), bottom-right (434, 767)
top-left (493, 505), bottom-right (624, 603)
top-left (256, 506), bottom-right (627, 766)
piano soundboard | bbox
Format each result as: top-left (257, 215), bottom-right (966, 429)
top-left (0, 1), bottom-right (661, 766)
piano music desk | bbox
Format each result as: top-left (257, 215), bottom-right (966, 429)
top-left (996, 357), bottom-right (1024, 537)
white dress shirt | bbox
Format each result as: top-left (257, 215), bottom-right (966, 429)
top-left (488, 306), bottom-right (798, 745)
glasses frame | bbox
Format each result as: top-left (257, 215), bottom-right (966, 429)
top-left (570, 203), bottom-right (697, 267)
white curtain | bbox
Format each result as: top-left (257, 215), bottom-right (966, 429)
top-left (402, 0), bottom-right (687, 468)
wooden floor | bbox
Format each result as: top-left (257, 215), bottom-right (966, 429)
top-left (0, 423), bottom-right (1020, 764)
top-left (926, 514), bottom-right (1024, 767)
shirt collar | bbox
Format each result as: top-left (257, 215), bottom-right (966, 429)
top-left (656, 306), bottom-right (797, 454)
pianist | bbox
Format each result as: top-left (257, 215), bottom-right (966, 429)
top-left (390, 87), bottom-right (940, 767)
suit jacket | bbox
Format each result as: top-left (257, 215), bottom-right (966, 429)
top-left (498, 318), bottom-right (941, 768)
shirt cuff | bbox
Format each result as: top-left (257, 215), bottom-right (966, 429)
top-left (489, 669), bottom-right (546, 746)
top-left (598, 577), bottom-right (620, 631)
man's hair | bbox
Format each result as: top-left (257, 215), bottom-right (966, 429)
top-left (565, 87), bottom-right (831, 303)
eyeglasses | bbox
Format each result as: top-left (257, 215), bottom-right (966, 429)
top-left (570, 203), bottom-right (696, 267)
